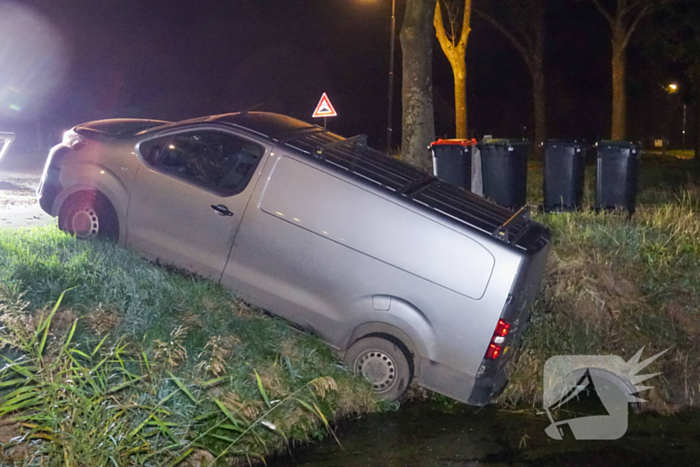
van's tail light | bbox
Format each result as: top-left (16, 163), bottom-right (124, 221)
top-left (484, 319), bottom-right (511, 360)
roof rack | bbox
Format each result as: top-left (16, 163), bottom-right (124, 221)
top-left (284, 133), bottom-right (546, 251)
top-left (314, 134), bottom-right (368, 158)
top-left (492, 207), bottom-right (531, 244)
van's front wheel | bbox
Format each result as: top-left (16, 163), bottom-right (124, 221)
top-left (344, 335), bottom-right (413, 402)
top-left (59, 191), bottom-right (119, 241)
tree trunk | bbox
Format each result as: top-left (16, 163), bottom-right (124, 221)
top-left (611, 25), bottom-right (627, 140)
top-left (400, 0), bottom-right (436, 172)
top-left (531, 63), bottom-right (546, 158)
top-left (453, 63), bottom-right (468, 139)
top-left (472, 0), bottom-right (544, 154)
top-left (434, 0), bottom-right (471, 140)
top-left (695, 100), bottom-right (700, 162)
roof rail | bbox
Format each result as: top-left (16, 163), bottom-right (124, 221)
top-left (284, 132), bottom-right (546, 251)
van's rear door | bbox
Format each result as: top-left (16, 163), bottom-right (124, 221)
top-left (468, 223), bottom-right (551, 405)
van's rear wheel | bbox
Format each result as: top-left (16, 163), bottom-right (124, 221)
top-left (59, 191), bottom-right (119, 241)
top-left (344, 335), bottom-right (413, 402)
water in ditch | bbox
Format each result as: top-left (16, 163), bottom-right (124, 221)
top-left (269, 402), bottom-right (700, 466)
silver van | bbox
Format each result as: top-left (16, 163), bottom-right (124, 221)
top-left (38, 112), bottom-right (551, 404)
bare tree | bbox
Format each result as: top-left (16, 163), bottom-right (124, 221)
top-left (434, 0), bottom-right (472, 139)
top-left (475, 0), bottom-right (546, 153)
top-left (653, 0), bottom-right (700, 160)
top-left (401, 0), bottom-right (436, 171)
top-left (587, 0), bottom-right (669, 140)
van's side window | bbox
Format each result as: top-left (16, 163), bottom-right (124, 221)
top-left (140, 131), bottom-right (265, 195)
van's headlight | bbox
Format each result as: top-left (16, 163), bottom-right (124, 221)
top-left (62, 129), bottom-right (86, 149)
top-left (0, 132), bottom-right (15, 162)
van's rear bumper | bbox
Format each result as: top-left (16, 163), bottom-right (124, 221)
top-left (419, 358), bottom-right (508, 406)
top-left (468, 228), bottom-right (552, 406)
top-left (468, 370), bottom-right (508, 405)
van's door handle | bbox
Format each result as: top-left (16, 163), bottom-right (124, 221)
top-left (211, 204), bottom-right (234, 217)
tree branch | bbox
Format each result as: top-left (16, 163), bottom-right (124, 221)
top-left (623, 0), bottom-right (656, 16)
top-left (623, 0), bottom-right (676, 18)
top-left (623, 4), bottom-right (651, 48)
top-left (435, 1), bottom-right (455, 53)
top-left (514, 22), bottom-right (536, 56)
top-left (590, 0), bottom-right (614, 26)
top-left (624, 0), bottom-right (645, 15)
top-left (444, 0), bottom-right (456, 42)
top-left (458, 0), bottom-right (472, 50)
top-left (474, 8), bottom-right (534, 72)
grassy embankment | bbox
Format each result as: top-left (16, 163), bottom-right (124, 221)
top-left (501, 154), bottom-right (700, 412)
top-left (0, 228), bottom-right (381, 465)
top-left (0, 152), bottom-right (697, 464)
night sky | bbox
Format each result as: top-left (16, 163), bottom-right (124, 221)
top-left (0, 0), bottom-right (689, 157)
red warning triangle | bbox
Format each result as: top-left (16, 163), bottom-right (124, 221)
top-left (312, 92), bottom-right (338, 118)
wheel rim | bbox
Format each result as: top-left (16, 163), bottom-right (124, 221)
top-left (69, 205), bottom-right (99, 238)
top-left (354, 349), bottom-right (398, 393)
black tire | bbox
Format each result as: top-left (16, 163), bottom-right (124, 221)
top-left (58, 191), bottom-right (119, 241)
top-left (344, 334), bottom-right (413, 402)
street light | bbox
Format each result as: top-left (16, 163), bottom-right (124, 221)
top-left (387, 0), bottom-right (396, 151)
top-left (365, 0), bottom-right (397, 150)
top-left (682, 104), bottom-right (687, 149)
top-left (666, 83), bottom-right (688, 149)
top-left (665, 82), bottom-right (686, 149)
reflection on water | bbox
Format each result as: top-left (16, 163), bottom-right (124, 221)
top-left (269, 402), bottom-right (700, 466)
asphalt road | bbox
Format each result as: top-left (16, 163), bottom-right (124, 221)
top-left (0, 169), bottom-right (54, 228)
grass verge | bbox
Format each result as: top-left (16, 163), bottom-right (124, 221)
top-left (0, 227), bottom-right (381, 466)
top-left (502, 154), bottom-right (700, 412)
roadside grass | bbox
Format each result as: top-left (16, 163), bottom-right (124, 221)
top-left (503, 154), bottom-right (700, 412)
top-left (656, 149), bottom-right (695, 160)
top-left (1, 150), bottom-right (697, 465)
top-left (0, 227), bottom-right (380, 466)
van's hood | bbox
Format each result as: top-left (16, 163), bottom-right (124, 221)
top-left (75, 119), bottom-right (171, 141)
